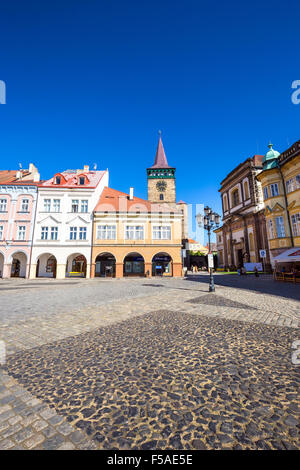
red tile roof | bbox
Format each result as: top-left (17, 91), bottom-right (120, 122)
top-left (40, 170), bottom-right (106, 188)
top-left (0, 170), bottom-right (30, 183)
top-left (94, 187), bottom-right (180, 213)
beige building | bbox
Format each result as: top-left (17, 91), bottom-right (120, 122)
top-left (216, 154), bottom-right (270, 270)
top-left (256, 140), bottom-right (300, 270)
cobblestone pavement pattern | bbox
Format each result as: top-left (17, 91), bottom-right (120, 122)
top-left (0, 274), bottom-right (299, 449)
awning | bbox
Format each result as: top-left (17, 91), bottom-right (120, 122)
top-left (273, 248), bottom-right (300, 263)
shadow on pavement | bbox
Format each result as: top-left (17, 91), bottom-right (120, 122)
top-left (184, 273), bottom-right (300, 302)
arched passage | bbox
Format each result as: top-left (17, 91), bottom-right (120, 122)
top-left (123, 252), bottom-right (145, 277)
top-left (36, 253), bottom-right (57, 278)
top-left (11, 252), bottom-right (27, 278)
top-left (0, 252), bottom-right (4, 278)
top-left (152, 252), bottom-right (172, 276)
top-left (66, 253), bottom-right (87, 278)
top-left (95, 253), bottom-right (116, 277)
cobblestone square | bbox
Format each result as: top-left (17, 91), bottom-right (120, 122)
top-left (0, 274), bottom-right (299, 450)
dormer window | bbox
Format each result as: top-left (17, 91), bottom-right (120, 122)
top-left (55, 176), bottom-right (61, 185)
top-left (79, 177), bottom-right (85, 185)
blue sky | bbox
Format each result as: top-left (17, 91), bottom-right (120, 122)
top-left (1, 1), bottom-right (300, 241)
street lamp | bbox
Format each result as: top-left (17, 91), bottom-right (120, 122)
top-left (196, 207), bottom-right (221, 292)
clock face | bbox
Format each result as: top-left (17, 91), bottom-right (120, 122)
top-left (156, 181), bottom-right (167, 192)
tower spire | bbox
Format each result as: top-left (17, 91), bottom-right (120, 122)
top-left (151, 132), bottom-right (170, 168)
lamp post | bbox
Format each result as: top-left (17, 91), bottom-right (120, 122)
top-left (196, 206), bottom-right (221, 292)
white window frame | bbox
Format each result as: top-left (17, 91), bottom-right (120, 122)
top-left (17, 226), bottom-right (26, 241)
top-left (21, 198), bottom-right (29, 212)
top-left (79, 227), bottom-right (87, 240)
top-left (152, 225), bottom-right (171, 240)
top-left (70, 226), bottom-right (77, 240)
top-left (97, 225), bottom-right (116, 240)
top-left (53, 199), bottom-right (61, 212)
top-left (0, 225), bottom-right (3, 240)
top-left (291, 213), bottom-right (300, 237)
top-left (41, 226), bottom-right (48, 240)
top-left (125, 225), bottom-right (144, 240)
top-left (270, 183), bottom-right (279, 197)
top-left (275, 216), bottom-right (285, 238)
top-left (0, 199), bottom-right (7, 212)
top-left (50, 227), bottom-right (58, 240)
top-left (71, 200), bottom-right (79, 213)
top-left (81, 200), bottom-right (88, 213)
top-left (263, 187), bottom-right (269, 200)
top-left (44, 199), bottom-right (51, 212)
top-left (268, 219), bottom-right (275, 239)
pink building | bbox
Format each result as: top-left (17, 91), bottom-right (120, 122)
top-left (0, 164), bottom-right (40, 278)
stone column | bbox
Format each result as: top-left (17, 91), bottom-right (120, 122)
top-left (29, 263), bottom-right (36, 279)
top-left (115, 262), bottom-right (123, 278)
top-left (144, 262), bottom-right (152, 278)
top-left (90, 263), bottom-right (95, 278)
top-left (3, 263), bottom-right (11, 278)
top-left (56, 264), bottom-right (66, 280)
top-left (86, 264), bottom-right (91, 279)
top-left (172, 262), bottom-right (182, 277)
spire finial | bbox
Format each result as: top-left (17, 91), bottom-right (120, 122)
top-left (158, 129), bottom-right (162, 137)
top-left (268, 141), bottom-right (273, 149)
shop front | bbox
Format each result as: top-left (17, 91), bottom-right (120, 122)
top-left (273, 248), bottom-right (300, 282)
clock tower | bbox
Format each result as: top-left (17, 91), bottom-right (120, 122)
top-left (147, 134), bottom-right (176, 204)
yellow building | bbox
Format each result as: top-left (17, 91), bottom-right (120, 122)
top-left (91, 136), bottom-right (186, 278)
top-left (91, 187), bottom-right (183, 277)
top-left (257, 140), bottom-right (300, 273)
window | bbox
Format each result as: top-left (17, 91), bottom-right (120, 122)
top-left (53, 199), bottom-right (60, 212)
top-left (152, 226), bottom-right (171, 240)
top-left (125, 225), bottom-right (144, 240)
top-left (244, 181), bottom-right (249, 199)
top-left (70, 227), bottom-right (77, 240)
top-left (286, 178), bottom-right (295, 194)
top-left (50, 227), bottom-right (58, 240)
top-left (55, 176), bottom-right (61, 184)
top-left (268, 219), bottom-right (275, 239)
top-left (159, 194), bottom-right (164, 201)
top-left (71, 200), bottom-right (79, 213)
top-left (21, 199), bottom-right (29, 212)
top-left (44, 199), bottom-right (51, 212)
top-left (296, 174), bottom-right (300, 189)
top-left (41, 227), bottom-right (48, 240)
top-left (270, 183), bottom-right (279, 197)
top-left (0, 199), bottom-right (7, 212)
top-left (17, 226), bottom-right (26, 240)
top-left (263, 187), bottom-right (269, 200)
top-left (291, 213), bottom-right (300, 237)
top-left (97, 225), bottom-right (116, 240)
top-left (79, 177), bottom-right (85, 185)
top-left (79, 227), bottom-right (87, 240)
top-left (223, 195), bottom-right (228, 211)
top-left (0, 226), bottom-right (3, 240)
top-left (81, 200), bottom-right (88, 213)
top-left (231, 189), bottom-right (239, 207)
top-left (275, 216), bottom-right (285, 238)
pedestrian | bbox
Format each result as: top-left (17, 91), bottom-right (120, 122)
top-left (254, 266), bottom-right (259, 277)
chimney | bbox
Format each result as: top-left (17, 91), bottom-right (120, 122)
top-left (33, 172), bottom-right (40, 182)
top-left (129, 187), bottom-right (134, 200)
top-left (84, 165), bottom-right (89, 172)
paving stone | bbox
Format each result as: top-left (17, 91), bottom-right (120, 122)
top-left (24, 433), bottom-right (45, 449)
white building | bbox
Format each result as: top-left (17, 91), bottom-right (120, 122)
top-left (29, 166), bottom-right (108, 279)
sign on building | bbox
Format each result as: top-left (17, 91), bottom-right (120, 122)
top-left (259, 249), bottom-right (267, 258)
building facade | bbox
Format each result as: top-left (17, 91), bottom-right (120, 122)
top-left (0, 164), bottom-right (40, 278)
top-left (29, 166), bottom-right (108, 279)
top-left (91, 187), bottom-right (183, 278)
top-left (216, 154), bottom-right (270, 270)
top-left (256, 140), bottom-right (300, 267)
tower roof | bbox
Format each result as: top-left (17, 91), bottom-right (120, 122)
top-left (262, 142), bottom-right (280, 170)
top-left (150, 135), bottom-right (172, 169)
